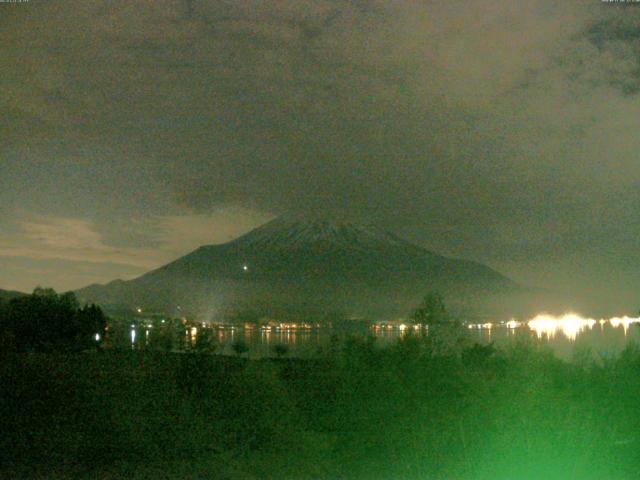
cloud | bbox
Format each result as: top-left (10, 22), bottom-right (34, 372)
top-left (156, 208), bottom-right (273, 256)
top-left (2, 0), bottom-right (640, 305)
top-left (0, 208), bottom-right (270, 290)
top-left (0, 217), bottom-right (163, 268)
top-left (0, 256), bottom-right (145, 293)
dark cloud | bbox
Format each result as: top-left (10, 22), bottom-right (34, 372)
top-left (2, 0), bottom-right (640, 311)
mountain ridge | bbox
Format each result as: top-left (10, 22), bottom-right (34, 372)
top-left (0, 288), bottom-right (28, 301)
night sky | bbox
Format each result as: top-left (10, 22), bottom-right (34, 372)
top-left (2, 1), bottom-right (640, 312)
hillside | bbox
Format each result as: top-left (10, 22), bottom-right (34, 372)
top-left (0, 288), bottom-right (27, 302)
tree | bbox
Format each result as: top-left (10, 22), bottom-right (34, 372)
top-left (0, 298), bottom-right (13, 353)
top-left (0, 288), bottom-right (107, 352)
top-left (194, 327), bottom-right (217, 354)
top-left (272, 343), bottom-right (289, 358)
top-left (411, 292), bottom-right (469, 356)
top-left (148, 322), bottom-right (177, 352)
top-left (76, 303), bottom-right (108, 350)
top-left (411, 292), bottom-right (449, 325)
top-left (232, 339), bottom-right (249, 357)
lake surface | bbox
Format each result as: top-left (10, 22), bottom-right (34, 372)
top-left (108, 314), bottom-right (640, 360)
top-left (466, 317), bottom-right (640, 360)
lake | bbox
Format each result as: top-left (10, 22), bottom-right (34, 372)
top-left (466, 315), bottom-right (640, 360)
top-left (108, 313), bottom-right (640, 360)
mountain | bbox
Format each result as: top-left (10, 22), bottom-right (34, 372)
top-left (76, 217), bottom-right (522, 320)
top-left (0, 288), bottom-right (27, 301)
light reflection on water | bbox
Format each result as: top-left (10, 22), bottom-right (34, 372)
top-left (528, 314), bottom-right (596, 341)
top-left (115, 314), bottom-right (640, 359)
top-left (466, 314), bottom-right (640, 360)
top-left (467, 314), bottom-right (640, 342)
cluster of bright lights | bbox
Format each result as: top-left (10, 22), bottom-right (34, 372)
top-left (609, 316), bottom-right (640, 335)
top-left (527, 313), bottom-right (640, 340)
top-left (528, 313), bottom-right (597, 341)
top-left (506, 320), bottom-right (521, 329)
top-left (466, 314), bottom-right (640, 341)
top-left (467, 322), bottom-right (494, 330)
top-left (372, 323), bottom-right (425, 331)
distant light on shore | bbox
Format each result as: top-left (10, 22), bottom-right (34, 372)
top-left (466, 314), bottom-right (640, 341)
top-left (527, 313), bottom-right (640, 341)
top-left (506, 320), bottom-right (521, 329)
top-left (609, 316), bottom-right (640, 335)
top-left (528, 313), bottom-right (596, 341)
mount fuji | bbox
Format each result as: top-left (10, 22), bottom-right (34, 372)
top-left (76, 217), bottom-right (522, 320)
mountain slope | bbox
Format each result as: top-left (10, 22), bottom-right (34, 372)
top-left (0, 288), bottom-right (27, 301)
top-left (76, 218), bottom-right (521, 319)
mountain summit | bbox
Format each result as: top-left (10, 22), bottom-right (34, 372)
top-left (231, 217), bottom-right (420, 252)
top-left (76, 217), bottom-right (520, 319)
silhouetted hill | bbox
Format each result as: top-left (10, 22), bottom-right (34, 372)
top-left (76, 217), bottom-right (523, 320)
top-left (0, 288), bottom-right (27, 301)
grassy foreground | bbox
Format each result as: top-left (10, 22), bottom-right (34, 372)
top-left (1, 336), bottom-right (639, 479)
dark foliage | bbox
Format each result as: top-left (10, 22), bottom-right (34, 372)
top-left (411, 291), bottom-right (450, 324)
top-left (231, 339), bottom-right (249, 357)
top-left (193, 327), bottom-right (217, 354)
top-left (1, 335), bottom-right (640, 479)
top-left (0, 287), bottom-right (107, 353)
top-left (272, 343), bottom-right (290, 358)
